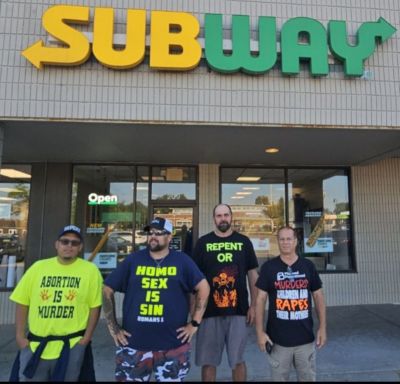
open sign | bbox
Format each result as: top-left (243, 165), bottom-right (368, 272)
top-left (88, 193), bottom-right (118, 205)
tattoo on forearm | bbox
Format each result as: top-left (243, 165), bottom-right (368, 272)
top-left (194, 296), bottom-right (208, 311)
top-left (102, 291), bottom-right (120, 336)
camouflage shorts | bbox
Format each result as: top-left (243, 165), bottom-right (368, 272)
top-left (115, 343), bottom-right (191, 382)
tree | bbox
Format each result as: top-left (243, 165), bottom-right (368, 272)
top-left (255, 195), bottom-right (270, 206)
top-left (334, 202), bottom-right (349, 214)
top-left (8, 183), bottom-right (29, 201)
top-left (155, 193), bottom-right (188, 200)
top-left (269, 197), bottom-right (285, 228)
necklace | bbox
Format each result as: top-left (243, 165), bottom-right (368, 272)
top-left (152, 256), bottom-right (167, 268)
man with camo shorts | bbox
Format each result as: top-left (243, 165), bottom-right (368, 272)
top-left (103, 218), bottom-right (209, 382)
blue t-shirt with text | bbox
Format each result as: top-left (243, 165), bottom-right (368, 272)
top-left (104, 249), bottom-right (205, 351)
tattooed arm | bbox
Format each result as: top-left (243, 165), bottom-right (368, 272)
top-left (191, 278), bottom-right (210, 324)
top-left (177, 278), bottom-right (210, 344)
top-left (102, 284), bottom-right (131, 346)
top-left (246, 268), bottom-right (259, 325)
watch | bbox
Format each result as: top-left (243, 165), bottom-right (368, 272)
top-left (190, 319), bottom-right (201, 327)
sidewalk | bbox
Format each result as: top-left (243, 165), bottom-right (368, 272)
top-left (1, 304), bottom-right (400, 381)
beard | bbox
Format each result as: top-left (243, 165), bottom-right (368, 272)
top-left (217, 221), bottom-right (231, 233)
top-left (148, 241), bottom-right (167, 252)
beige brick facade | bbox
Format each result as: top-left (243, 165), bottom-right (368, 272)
top-left (1, 0), bottom-right (399, 128)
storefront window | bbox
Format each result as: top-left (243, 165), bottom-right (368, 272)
top-left (0, 165), bottom-right (31, 290)
top-left (151, 167), bottom-right (196, 200)
top-left (72, 165), bottom-right (197, 277)
top-left (288, 168), bottom-right (353, 271)
top-left (221, 168), bottom-right (286, 266)
top-left (72, 165), bottom-right (137, 277)
top-left (221, 167), bottom-right (354, 272)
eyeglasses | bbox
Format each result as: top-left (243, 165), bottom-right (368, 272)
top-left (59, 238), bottom-right (81, 247)
top-left (147, 230), bottom-right (168, 237)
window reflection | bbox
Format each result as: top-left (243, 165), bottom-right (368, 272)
top-left (72, 165), bottom-right (197, 278)
top-left (0, 165), bottom-right (31, 289)
top-left (288, 169), bottom-right (352, 271)
top-left (72, 165), bottom-right (137, 278)
top-left (151, 167), bottom-right (196, 200)
top-left (222, 167), bottom-right (353, 272)
top-left (222, 169), bottom-right (285, 264)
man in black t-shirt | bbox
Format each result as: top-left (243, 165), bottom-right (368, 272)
top-left (192, 204), bottom-right (259, 382)
top-left (255, 226), bottom-right (327, 381)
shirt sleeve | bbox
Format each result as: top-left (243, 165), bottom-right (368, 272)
top-left (183, 253), bottom-right (206, 292)
top-left (191, 238), bottom-right (204, 272)
top-left (88, 264), bottom-right (103, 308)
top-left (255, 262), bottom-right (269, 292)
top-left (309, 261), bottom-right (323, 292)
top-left (245, 237), bottom-right (259, 271)
top-left (104, 256), bottom-right (132, 293)
top-left (9, 262), bottom-right (36, 305)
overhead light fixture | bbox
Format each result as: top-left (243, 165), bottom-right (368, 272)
top-left (243, 187), bottom-right (260, 190)
top-left (141, 176), bottom-right (164, 181)
top-left (265, 147), bottom-right (279, 154)
top-left (0, 169), bottom-right (31, 179)
top-left (236, 192), bottom-right (252, 195)
top-left (236, 177), bottom-right (260, 182)
top-left (231, 196), bottom-right (244, 199)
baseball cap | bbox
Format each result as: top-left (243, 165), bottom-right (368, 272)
top-left (58, 224), bottom-right (83, 241)
top-left (144, 217), bottom-right (173, 234)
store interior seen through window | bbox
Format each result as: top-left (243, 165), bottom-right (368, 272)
top-left (221, 167), bottom-right (353, 272)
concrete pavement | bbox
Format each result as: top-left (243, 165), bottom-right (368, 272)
top-left (1, 304), bottom-right (400, 381)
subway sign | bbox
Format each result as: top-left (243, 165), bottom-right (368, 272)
top-left (22, 5), bottom-right (397, 77)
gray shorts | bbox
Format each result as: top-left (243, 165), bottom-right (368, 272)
top-left (19, 342), bottom-right (86, 382)
top-left (267, 342), bottom-right (316, 381)
top-left (195, 316), bottom-right (248, 369)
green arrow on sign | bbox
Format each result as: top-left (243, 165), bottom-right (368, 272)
top-left (328, 17), bottom-right (397, 77)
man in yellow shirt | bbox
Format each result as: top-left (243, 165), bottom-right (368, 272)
top-left (9, 225), bottom-right (103, 381)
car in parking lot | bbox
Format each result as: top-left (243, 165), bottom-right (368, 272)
top-left (106, 231), bottom-right (133, 255)
top-left (105, 230), bottom-right (148, 255)
top-left (0, 234), bottom-right (23, 261)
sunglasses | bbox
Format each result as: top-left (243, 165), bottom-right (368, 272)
top-left (59, 238), bottom-right (81, 247)
top-left (147, 230), bottom-right (168, 237)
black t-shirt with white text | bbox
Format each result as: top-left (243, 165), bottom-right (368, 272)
top-left (256, 256), bottom-right (322, 347)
